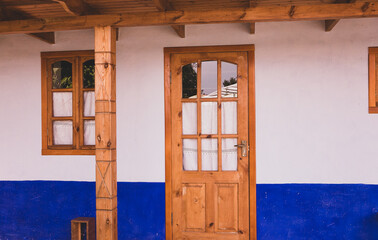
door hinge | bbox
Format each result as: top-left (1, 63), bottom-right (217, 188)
top-left (170, 74), bottom-right (172, 84)
top-left (171, 213), bottom-right (173, 225)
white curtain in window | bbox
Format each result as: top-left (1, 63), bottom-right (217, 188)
top-left (182, 139), bottom-right (198, 170)
top-left (84, 91), bottom-right (95, 117)
top-left (53, 121), bottom-right (73, 145)
top-left (201, 139), bottom-right (218, 171)
top-left (182, 101), bottom-right (237, 171)
top-left (84, 120), bottom-right (95, 145)
top-left (53, 92), bottom-right (72, 117)
top-left (201, 102), bottom-right (217, 134)
top-left (222, 138), bottom-right (237, 171)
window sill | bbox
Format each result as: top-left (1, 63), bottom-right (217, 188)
top-left (42, 149), bottom-right (95, 155)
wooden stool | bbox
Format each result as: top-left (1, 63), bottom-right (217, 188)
top-left (71, 217), bottom-right (95, 240)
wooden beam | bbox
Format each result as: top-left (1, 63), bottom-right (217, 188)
top-left (152, 0), bottom-right (185, 38)
top-left (0, 5), bottom-right (55, 43)
top-left (325, 19), bottom-right (340, 32)
top-left (28, 32), bottom-right (55, 44)
top-left (0, 2), bottom-right (378, 34)
top-left (53, 0), bottom-right (92, 16)
top-left (249, 0), bottom-right (256, 34)
top-left (95, 26), bottom-right (118, 240)
top-left (325, 0), bottom-right (356, 32)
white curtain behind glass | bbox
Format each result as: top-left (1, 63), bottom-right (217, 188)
top-left (84, 91), bottom-right (95, 117)
top-left (182, 101), bottom-right (237, 171)
top-left (53, 121), bottom-right (73, 145)
top-left (53, 92), bottom-right (72, 117)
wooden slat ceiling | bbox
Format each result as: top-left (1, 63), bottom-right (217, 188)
top-left (1, 0), bottom-right (367, 17)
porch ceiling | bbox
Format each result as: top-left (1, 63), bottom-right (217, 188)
top-left (0, 0), bottom-right (377, 42)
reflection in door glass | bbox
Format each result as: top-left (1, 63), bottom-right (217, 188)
top-left (221, 61), bottom-right (237, 98)
top-left (222, 138), bottom-right (237, 171)
top-left (183, 139), bottom-right (198, 171)
top-left (202, 139), bottom-right (218, 171)
top-left (182, 63), bottom-right (198, 99)
top-left (52, 61), bottom-right (72, 89)
top-left (201, 61), bottom-right (217, 98)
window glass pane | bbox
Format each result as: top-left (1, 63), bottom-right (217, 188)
top-left (201, 102), bottom-right (217, 135)
top-left (83, 59), bottom-right (95, 88)
top-left (182, 103), bottom-right (197, 135)
top-left (84, 91), bottom-right (95, 117)
top-left (202, 139), bottom-right (218, 171)
top-left (221, 61), bottom-right (238, 98)
top-left (52, 61), bottom-right (72, 89)
top-left (53, 121), bottom-right (72, 145)
top-left (183, 139), bottom-right (198, 171)
top-left (84, 120), bottom-right (95, 145)
top-left (182, 63), bottom-right (198, 99)
top-left (201, 61), bottom-right (217, 98)
top-left (222, 138), bottom-right (237, 171)
top-left (53, 92), bottom-right (72, 117)
top-left (221, 102), bottom-right (237, 134)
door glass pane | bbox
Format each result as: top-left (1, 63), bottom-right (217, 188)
top-left (183, 139), bottom-right (198, 171)
top-left (201, 61), bottom-right (217, 98)
top-left (182, 103), bottom-right (197, 135)
top-left (182, 63), bottom-right (198, 99)
top-left (222, 138), bottom-right (237, 171)
top-left (221, 61), bottom-right (237, 98)
top-left (202, 139), bottom-right (218, 171)
top-left (221, 102), bottom-right (237, 134)
top-left (53, 92), bottom-right (72, 117)
top-left (53, 121), bottom-right (72, 145)
top-left (83, 59), bottom-right (95, 88)
top-left (84, 120), bottom-right (95, 145)
top-left (52, 61), bottom-right (72, 89)
top-left (201, 102), bottom-right (217, 135)
top-left (83, 91), bottom-right (95, 117)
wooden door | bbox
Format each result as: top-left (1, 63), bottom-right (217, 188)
top-left (170, 50), bottom-right (250, 239)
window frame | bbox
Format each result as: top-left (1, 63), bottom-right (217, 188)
top-left (369, 47), bottom-right (378, 113)
top-left (41, 50), bottom-right (95, 155)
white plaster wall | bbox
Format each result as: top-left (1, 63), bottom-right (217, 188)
top-left (0, 19), bottom-right (378, 183)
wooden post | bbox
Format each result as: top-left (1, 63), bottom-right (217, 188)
top-left (95, 26), bottom-right (117, 240)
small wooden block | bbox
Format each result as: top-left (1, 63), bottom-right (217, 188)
top-left (71, 217), bottom-right (95, 240)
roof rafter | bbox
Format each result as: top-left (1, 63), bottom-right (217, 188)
top-left (249, 0), bottom-right (257, 34)
top-left (0, 2), bottom-right (377, 35)
top-left (325, 0), bottom-right (357, 32)
top-left (152, 0), bottom-right (185, 38)
top-left (0, 5), bottom-right (55, 43)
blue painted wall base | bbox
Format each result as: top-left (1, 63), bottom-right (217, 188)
top-left (0, 182), bottom-right (377, 239)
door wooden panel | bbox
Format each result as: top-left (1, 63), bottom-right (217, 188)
top-left (216, 184), bottom-right (238, 232)
top-left (169, 49), bottom-right (251, 240)
top-left (182, 184), bottom-right (206, 232)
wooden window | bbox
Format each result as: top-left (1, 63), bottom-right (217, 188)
top-left (369, 47), bottom-right (378, 113)
top-left (41, 50), bottom-right (95, 155)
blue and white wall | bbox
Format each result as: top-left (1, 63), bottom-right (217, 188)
top-left (0, 19), bottom-right (378, 239)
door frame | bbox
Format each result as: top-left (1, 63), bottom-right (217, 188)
top-left (164, 45), bottom-right (256, 240)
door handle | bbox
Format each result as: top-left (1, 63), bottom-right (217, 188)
top-left (234, 140), bottom-right (248, 157)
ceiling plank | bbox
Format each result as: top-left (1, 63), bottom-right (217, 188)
top-left (53, 0), bottom-right (94, 16)
top-left (324, 0), bottom-right (356, 32)
top-left (152, 0), bottom-right (168, 11)
top-left (28, 32), bottom-right (55, 44)
top-left (152, 0), bottom-right (185, 38)
top-left (0, 2), bottom-right (377, 34)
